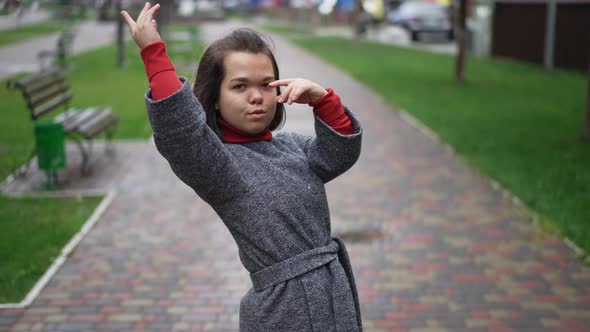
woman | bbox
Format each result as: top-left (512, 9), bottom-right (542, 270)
top-left (122, 3), bottom-right (363, 331)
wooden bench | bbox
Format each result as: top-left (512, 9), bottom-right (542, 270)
top-left (11, 67), bottom-right (118, 175)
top-left (38, 29), bottom-right (76, 70)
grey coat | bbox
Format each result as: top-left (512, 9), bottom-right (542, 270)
top-left (146, 78), bottom-right (363, 331)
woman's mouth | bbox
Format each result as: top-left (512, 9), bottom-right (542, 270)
top-left (248, 110), bottom-right (266, 119)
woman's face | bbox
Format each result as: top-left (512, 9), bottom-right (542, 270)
top-left (218, 51), bottom-right (277, 134)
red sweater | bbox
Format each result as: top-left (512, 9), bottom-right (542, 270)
top-left (140, 41), bottom-right (353, 142)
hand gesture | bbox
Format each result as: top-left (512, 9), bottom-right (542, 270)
top-left (121, 2), bottom-right (161, 49)
top-left (269, 79), bottom-right (328, 105)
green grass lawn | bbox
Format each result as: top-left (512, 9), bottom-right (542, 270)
top-left (269, 33), bottom-right (589, 253)
top-left (0, 32), bottom-right (203, 302)
top-left (0, 21), bottom-right (67, 47)
top-left (0, 195), bottom-right (102, 303)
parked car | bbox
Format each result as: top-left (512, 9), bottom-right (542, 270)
top-left (386, 0), bottom-right (453, 41)
top-left (177, 0), bottom-right (225, 20)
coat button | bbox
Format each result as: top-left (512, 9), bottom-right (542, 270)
top-left (307, 183), bottom-right (321, 194)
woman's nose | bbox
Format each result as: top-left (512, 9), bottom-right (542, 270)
top-left (249, 87), bottom-right (263, 104)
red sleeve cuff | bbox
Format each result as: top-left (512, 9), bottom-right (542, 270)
top-left (310, 88), bottom-right (338, 122)
top-left (310, 88), bottom-right (354, 135)
top-left (309, 88), bottom-right (334, 107)
top-left (309, 88), bottom-right (343, 123)
top-left (140, 41), bottom-right (176, 81)
top-left (140, 40), bottom-right (182, 101)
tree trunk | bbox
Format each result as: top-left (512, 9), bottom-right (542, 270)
top-left (158, 0), bottom-right (176, 39)
top-left (116, 0), bottom-right (125, 68)
top-left (352, 0), bottom-right (365, 47)
top-left (454, 0), bottom-right (468, 82)
top-left (582, 47), bottom-right (590, 141)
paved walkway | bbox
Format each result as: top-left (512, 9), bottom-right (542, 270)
top-left (0, 19), bottom-right (115, 80)
top-left (1, 20), bottom-right (590, 332)
top-left (0, 9), bottom-right (50, 31)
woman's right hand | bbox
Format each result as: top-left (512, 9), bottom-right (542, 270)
top-left (121, 2), bottom-right (161, 49)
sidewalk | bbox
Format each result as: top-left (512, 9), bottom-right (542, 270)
top-left (0, 20), bottom-right (589, 332)
top-left (0, 9), bottom-right (50, 31)
top-left (0, 20), bottom-right (115, 80)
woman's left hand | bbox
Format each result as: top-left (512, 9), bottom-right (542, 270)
top-left (121, 2), bottom-right (161, 49)
top-left (269, 78), bottom-right (327, 105)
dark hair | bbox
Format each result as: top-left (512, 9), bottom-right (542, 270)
top-left (193, 28), bottom-right (285, 140)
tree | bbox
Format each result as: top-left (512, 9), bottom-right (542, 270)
top-left (116, 0), bottom-right (125, 68)
top-left (352, 0), bottom-right (362, 47)
top-left (157, 0), bottom-right (177, 38)
top-left (582, 48), bottom-right (590, 141)
top-left (454, 0), bottom-right (468, 82)
top-left (352, 0), bottom-right (368, 47)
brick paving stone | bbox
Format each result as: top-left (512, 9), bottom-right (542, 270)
top-left (0, 318), bottom-right (17, 327)
top-left (50, 322), bottom-right (95, 331)
top-left (145, 322), bottom-right (173, 330)
top-left (93, 322), bottom-right (134, 330)
top-left (62, 307), bottom-right (100, 315)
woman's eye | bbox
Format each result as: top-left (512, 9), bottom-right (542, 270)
top-left (262, 83), bottom-right (272, 89)
top-left (233, 84), bottom-right (246, 90)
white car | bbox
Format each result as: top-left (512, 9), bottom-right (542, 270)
top-left (387, 1), bottom-right (453, 41)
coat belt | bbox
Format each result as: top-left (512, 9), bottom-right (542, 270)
top-left (250, 237), bottom-right (362, 331)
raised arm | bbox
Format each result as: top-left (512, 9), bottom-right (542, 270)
top-left (121, 4), bottom-right (248, 203)
top-left (269, 79), bottom-right (362, 182)
top-left (122, 3), bottom-right (182, 100)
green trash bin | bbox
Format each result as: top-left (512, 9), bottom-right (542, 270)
top-left (34, 121), bottom-right (66, 189)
